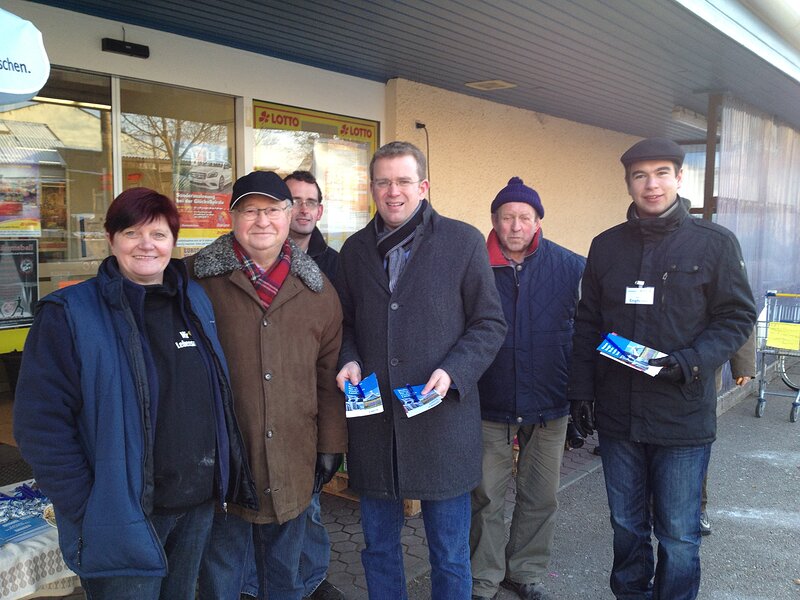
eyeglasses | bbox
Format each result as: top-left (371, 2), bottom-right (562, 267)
top-left (293, 199), bottom-right (320, 210)
top-left (372, 178), bottom-right (421, 189)
top-left (235, 206), bottom-right (290, 221)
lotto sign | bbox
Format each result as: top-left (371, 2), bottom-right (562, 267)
top-left (253, 100), bottom-right (377, 144)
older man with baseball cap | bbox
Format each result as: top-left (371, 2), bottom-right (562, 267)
top-left (568, 139), bottom-right (755, 599)
top-left (470, 177), bottom-right (584, 600)
top-left (190, 171), bottom-right (346, 600)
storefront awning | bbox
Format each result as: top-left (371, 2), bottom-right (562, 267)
top-left (0, 8), bottom-right (49, 106)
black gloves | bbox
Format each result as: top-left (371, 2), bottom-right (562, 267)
top-left (565, 419), bottom-right (585, 449)
top-left (570, 400), bottom-right (595, 438)
top-left (313, 453), bottom-right (343, 494)
top-left (648, 355), bottom-right (684, 383)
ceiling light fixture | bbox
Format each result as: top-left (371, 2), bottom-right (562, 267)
top-left (671, 106), bottom-right (707, 131)
top-left (465, 79), bottom-right (517, 91)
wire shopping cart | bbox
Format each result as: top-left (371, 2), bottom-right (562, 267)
top-left (756, 292), bottom-right (800, 422)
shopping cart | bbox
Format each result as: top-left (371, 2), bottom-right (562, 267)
top-left (756, 292), bottom-right (800, 422)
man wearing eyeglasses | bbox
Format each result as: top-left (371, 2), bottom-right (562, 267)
top-left (335, 141), bottom-right (506, 598)
top-left (282, 170), bottom-right (344, 600)
top-left (286, 170), bottom-right (339, 284)
top-left (568, 138), bottom-right (755, 600)
top-left (189, 171), bottom-right (346, 600)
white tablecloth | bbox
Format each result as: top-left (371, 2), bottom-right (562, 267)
top-left (0, 482), bottom-right (78, 600)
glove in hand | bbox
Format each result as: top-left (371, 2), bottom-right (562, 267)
top-left (570, 400), bottom-right (595, 438)
top-left (313, 453), bottom-right (343, 494)
top-left (648, 355), bottom-right (684, 383)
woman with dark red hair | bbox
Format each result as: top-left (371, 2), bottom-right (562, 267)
top-left (14, 187), bottom-right (257, 600)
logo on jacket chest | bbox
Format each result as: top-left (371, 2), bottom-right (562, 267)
top-left (175, 330), bottom-right (197, 349)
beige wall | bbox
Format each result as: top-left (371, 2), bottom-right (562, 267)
top-left (386, 79), bottom-right (639, 255)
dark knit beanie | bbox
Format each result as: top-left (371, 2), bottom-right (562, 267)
top-left (490, 177), bottom-right (544, 218)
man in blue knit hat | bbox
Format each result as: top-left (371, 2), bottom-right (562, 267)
top-left (470, 177), bottom-right (585, 600)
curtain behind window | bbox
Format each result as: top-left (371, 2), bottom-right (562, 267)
top-left (717, 96), bottom-right (800, 307)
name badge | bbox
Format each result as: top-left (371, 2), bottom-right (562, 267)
top-left (625, 286), bottom-right (654, 305)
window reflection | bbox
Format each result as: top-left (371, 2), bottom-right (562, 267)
top-left (0, 68), bottom-right (112, 301)
top-left (120, 80), bottom-right (236, 249)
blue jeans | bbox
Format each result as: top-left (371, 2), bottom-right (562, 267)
top-left (252, 511), bottom-right (308, 600)
top-left (600, 434), bottom-right (711, 600)
top-left (82, 500), bottom-right (214, 600)
top-left (300, 492), bottom-right (331, 593)
top-left (236, 494), bottom-right (330, 597)
top-left (199, 512), bottom-right (252, 600)
top-left (360, 492), bottom-right (471, 600)
top-left (199, 508), bottom-right (309, 600)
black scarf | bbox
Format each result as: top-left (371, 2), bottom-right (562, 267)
top-left (375, 200), bottom-right (428, 292)
top-left (626, 196), bottom-right (689, 242)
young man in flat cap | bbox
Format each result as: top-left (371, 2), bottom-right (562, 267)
top-left (190, 171), bottom-right (346, 600)
top-left (568, 138), bottom-right (756, 599)
top-left (470, 178), bottom-right (584, 600)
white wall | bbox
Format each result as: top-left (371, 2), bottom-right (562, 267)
top-left (4, 0), bottom-right (386, 171)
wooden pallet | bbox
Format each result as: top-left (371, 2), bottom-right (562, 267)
top-left (323, 472), bottom-right (422, 516)
top-left (322, 472), bottom-right (359, 502)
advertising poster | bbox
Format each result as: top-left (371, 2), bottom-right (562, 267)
top-left (0, 239), bottom-right (38, 329)
top-left (0, 166), bottom-right (41, 237)
top-left (174, 190), bottom-right (231, 248)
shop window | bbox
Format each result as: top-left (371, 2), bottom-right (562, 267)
top-left (0, 69), bottom-right (112, 340)
top-left (0, 70), bottom-right (238, 356)
top-left (252, 101), bottom-right (378, 249)
top-left (120, 80), bottom-right (236, 250)
top-left (681, 143), bottom-right (719, 217)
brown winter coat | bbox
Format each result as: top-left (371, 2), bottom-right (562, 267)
top-left (187, 234), bottom-right (345, 524)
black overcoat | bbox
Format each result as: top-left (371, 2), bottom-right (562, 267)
top-left (336, 207), bottom-right (506, 500)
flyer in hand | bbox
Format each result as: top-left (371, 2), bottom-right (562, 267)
top-left (344, 372), bottom-right (384, 418)
top-left (597, 332), bottom-right (667, 377)
top-left (392, 383), bottom-right (444, 417)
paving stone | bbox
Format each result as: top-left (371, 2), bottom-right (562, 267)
top-left (328, 530), bottom-right (350, 543)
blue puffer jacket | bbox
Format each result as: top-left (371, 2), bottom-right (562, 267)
top-left (13, 257), bottom-right (257, 578)
top-left (478, 230), bottom-right (585, 425)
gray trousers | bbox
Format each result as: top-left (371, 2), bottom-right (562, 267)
top-left (470, 416), bottom-right (568, 597)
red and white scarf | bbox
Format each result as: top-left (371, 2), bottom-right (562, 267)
top-left (233, 238), bottom-right (292, 309)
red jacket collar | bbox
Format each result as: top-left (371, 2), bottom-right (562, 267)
top-left (486, 228), bottom-right (541, 267)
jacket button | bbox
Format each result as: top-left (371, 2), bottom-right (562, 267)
top-left (262, 319), bottom-right (270, 327)
top-left (390, 302), bottom-right (399, 310)
top-left (264, 488), bottom-right (271, 494)
top-left (264, 372), bottom-right (272, 381)
top-left (692, 366), bottom-right (699, 373)
top-left (390, 358), bottom-right (399, 366)
top-left (266, 430), bottom-right (273, 438)
top-left (516, 264), bottom-right (523, 271)
top-left (516, 416), bottom-right (523, 423)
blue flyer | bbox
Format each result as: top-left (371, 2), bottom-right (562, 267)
top-left (392, 383), bottom-right (443, 418)
top-left (344, 372), bottom-right (384, 418)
